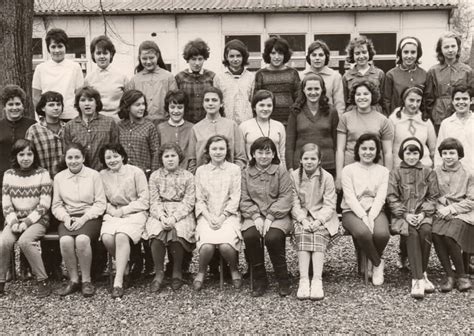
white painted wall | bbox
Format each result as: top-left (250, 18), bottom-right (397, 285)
top-left (33, 9), bottom-right (452, 79)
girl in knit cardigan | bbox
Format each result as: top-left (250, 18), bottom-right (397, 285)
top-left (0, 139), bottom-right (53, 297)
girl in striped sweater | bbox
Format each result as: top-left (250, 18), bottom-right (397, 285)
top-left (0, 139), bottom-right (53, 297)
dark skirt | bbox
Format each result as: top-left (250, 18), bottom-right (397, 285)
top-left (58, 216), bottom-right (103, 242)
top-left (432, 217), bottom-right (474, 253)
top-left (155, 229), bottom-right (195, 252)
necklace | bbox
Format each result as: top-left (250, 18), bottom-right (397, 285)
top-left (255, 118), bottom-right (270, 137)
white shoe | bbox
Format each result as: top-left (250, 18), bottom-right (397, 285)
top-left (411, 279), bottom-right (425, 299)
top-left (296, 278), bottom-right (310, 300)
top-left (310, 279), bottom-right (324, 300)
top-left (423, 272), bottom-right (435, 293)
top-left (372, 259), bottom-right (385, 286)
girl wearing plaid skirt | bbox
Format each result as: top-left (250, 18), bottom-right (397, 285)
top-left (291, 143), bottom-right (339, 300)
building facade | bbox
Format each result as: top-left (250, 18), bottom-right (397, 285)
top-left (33, 0), bottom-right (457, 77)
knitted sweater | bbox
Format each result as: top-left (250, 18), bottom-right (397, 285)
top-left (2, 167), bottom-right (52, 227)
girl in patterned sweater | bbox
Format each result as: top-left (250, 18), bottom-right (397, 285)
top-left (0, 139), bottom-right (53, 297)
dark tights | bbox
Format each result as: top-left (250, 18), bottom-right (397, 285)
top-left (150, 239), bottom-right (184, 279)
top-left (432, 233), bottom-right (465, 277)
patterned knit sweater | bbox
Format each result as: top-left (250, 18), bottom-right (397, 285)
top-left (2, 167), bottom-right (52, 227)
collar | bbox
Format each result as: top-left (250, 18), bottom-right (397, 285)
top-left (446, 112), bottom-right (473, 122)
top-left (209, 161), bottom-right (229, 171)
top-left (301, 168), bottom-right (321, 181)
top-left (98, 64), bottom-right (113, 72)
top-left (187, 68), bottom-right (204, 75)
top-left (400, 161), bottom-right (423, 169)
top-left (163, 167), bottom-right (181, 176)
top-left (65, 166), bottom-right (88, 178)
top-left (47, 59), bottom-right (67, 66)
top-left (347, 64), bottom-right (377, 76)
top-left (306, 66), bottom-right (332, 76)
top-left (168, 119), bottom-right (185, 127)
top-left (141, 67), bottom-right (162, 75)
top-left (204, 115), bottom-right (222, 123)
top-left (4, 116), bottom-right (25, 125)
top-left (398, 64), bottom-right (419, 72)
top-left (398, 110), bottom-right (424, 123)
top-left (248, 164), bottom-right (279, 177)
top-left (107, 164), bottom-right (126, 174)
top-left (38, 116), bottom-right (66, 128)
top-left (439, 60), bottom-right (461, 71)
top-left (74, 113), bottom-right (102, 124)
top-left (441, 161), bottom-right (462, 172)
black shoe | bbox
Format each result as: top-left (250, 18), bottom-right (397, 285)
top-left (37, 280), bottom-right (51, 298)
top-left (58, 281), bottom-right (80, 296)
top-left (81, 282), bottom-right (95, 297)
top-left (0, 282), bottom-right (5, 296)
top-left (150, 270), bottom-right (165, 293)
top-left (251, 279), bottom-right (268, 297)
top-left (111, 286), bottom-right (124, 298)
top-left (440, 277), bottom-right (455, 292)
top-left (457, 276), bottom-right (472, 292)
top-left (278, 280), bottom-right (291, 297)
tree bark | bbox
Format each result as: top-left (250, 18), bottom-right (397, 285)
top-left (0, 0), bottom-right (34, 118)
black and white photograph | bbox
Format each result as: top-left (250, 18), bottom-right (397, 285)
top-left (0, 0), bottom-right (472, 333)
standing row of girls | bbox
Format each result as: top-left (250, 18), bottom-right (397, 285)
top-left (31, 28), bottom-right (472, 128)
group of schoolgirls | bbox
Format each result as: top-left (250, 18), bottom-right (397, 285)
top-left (0, 27), bottom-right (472, 302)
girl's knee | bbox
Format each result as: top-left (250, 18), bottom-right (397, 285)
top-left (75, 235), bottom-right (91, 250)
top-left (60, 236), bottom-right (74, 248)
top-left (101, 234), bottom-right (114, 246)
top-left (115, 233), bottom-right (130, 246)
top-left (218, 243), bottom-right (235, 254)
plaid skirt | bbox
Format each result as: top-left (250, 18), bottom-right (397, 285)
top-left (294, 225), bottom-right (331, 252)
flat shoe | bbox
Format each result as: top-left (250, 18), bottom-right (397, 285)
top-left (81, 282), bottom-right (95, 297)
top-left (193, 280), bottom-right (203, 291)
top-left (111, 286), bottom-right (124, 298)
top-left (232, 278), bottom-right (243, 289)
top-left (58, 281), bottom-right (80, 296)
top-left (171, 278), bottom-right (183, 291)
top-left (150, 279), bottom-right (162, 293)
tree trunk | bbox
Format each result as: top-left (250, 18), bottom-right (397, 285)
top-left (0, 0), bottom-right (34, 118)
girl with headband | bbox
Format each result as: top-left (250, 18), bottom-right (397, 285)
top-left (383, 36), bottom-right (427, 116)
top-left (387, 137), bottom-right (439, 299)
top-left (388, 86), bottom-right (437, 270)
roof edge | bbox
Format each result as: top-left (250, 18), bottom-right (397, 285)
top-left (34, 6), bottom-right (456, 16)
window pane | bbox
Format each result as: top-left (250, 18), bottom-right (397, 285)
top-left (67, 37), bottom-right (87, 59)
top-left (270, 34), bottom-right (305, 52)
top-left (373, 59), bottom-right (396, 74)
top-left (363, 33), bottom-right (397, 55)
top-left (225, 35), bottom-right (261, 53)
top-left (314, 34), bottom-right (351, 55)
top-left (32, 38), bottom-right (43, 59)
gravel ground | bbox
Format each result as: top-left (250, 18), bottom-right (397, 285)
top-left (0, 236), bottom-right (472, 334)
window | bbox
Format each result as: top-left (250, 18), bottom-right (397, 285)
top-left (225, 35), bottom-right (261, 71)
top-left (32, 38), bottom-right (43, 60)
top-left (270, 34), bottom-right (306, 70)
top-left (65, 37), bottom-right (88, 74)
top-left (314, 34), bottom-right (351, 75)
top-left (362, 33), bottom-right (397, 73)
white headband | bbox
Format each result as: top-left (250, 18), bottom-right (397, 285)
top-left (403, 139), bottom-right (421, 151)
top-left (400, 38), bottom-right (419, 50)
